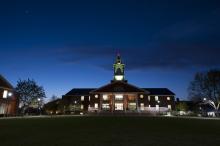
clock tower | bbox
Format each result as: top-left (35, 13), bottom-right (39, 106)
top-left (113, 53), bottom-right (125, 81)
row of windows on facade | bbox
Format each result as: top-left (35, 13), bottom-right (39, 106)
top-left (1, 90), bottom-right (13, 99)
top-left (79, 103), bottom-right (172, 110)
top-left (80, 95), bottom-right (171, 101)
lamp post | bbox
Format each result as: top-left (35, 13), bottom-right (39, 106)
top-left (37, 98), bottom-right (41, 115)
top-left (157, 100), bottom-right (160, 115)
top-left (74, 101), bottom-right (77, 114)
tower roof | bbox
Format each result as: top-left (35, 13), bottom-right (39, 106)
top-left (115, 53), bottom-right (122, 64)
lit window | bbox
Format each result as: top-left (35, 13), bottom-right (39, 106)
top-left (103, 95), bottom-right (108, 100)
top-left (155, 96), bottom-right (159, 101)
top-left (102, 103), bottom-right (110, 110)
top-left (140, 103), bottom-right (144, 110)
top-left (140, 95), bottom-right (144, 98)
top-left (156, 105), bottom-right (159, 110)
top-left (81, 96), bottom-right (84, 101)
top-left (115, 103), bottom-right (123, 110)
top-left (95, 95), bottom-right (98, 98)
top-left (148, 96), bottom-right (151, 101)
top-left (95, 103), bottom-right (98, 109)
top-left (115, 94), bottom-right (123, 100)
top-left (168, 105), bottom-right (171, 110)
top-left (81, 105), bottom-right (84, 110)
top-left (167, 97), bottom-right (170, 100)
top-left (3, 90), bottom-right (8, 98)
top-left (89, 96), bottom-right (90, 101)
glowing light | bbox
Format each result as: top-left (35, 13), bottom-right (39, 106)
top-left (102, 95), bottom-right (108, 100)
top-left (81, 96), bottom-right (84, 101)
top-left (140, 95), bottom-right (144, 98)
top-left (115, 75), bottom-right (123, 81)
top-left (167, 97), bottom-right (170, 100)
top-left (115, 94), bottom-right (123, 100)
top-left (3, 90), bottom-right (8, 98)
top-left (8, 92), bottom-right (13, 97)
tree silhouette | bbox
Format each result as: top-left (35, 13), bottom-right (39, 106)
top-left (15, 79), bottom-right (46, 114)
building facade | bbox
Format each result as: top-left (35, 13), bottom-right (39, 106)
top-left (0, 75), bottom-right (18, 116)
top-left (62, 54), bottom-right (175, 114)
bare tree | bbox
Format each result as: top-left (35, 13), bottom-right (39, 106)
top-left (15, 79), bottom-right (46, 114)
top-left (188, 70), bottom-right (220, 115)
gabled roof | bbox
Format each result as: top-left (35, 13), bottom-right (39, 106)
top-left (65, 88), bottom-right (96, 96)
top-left (91, 81), bottom-right (147, 93)
top-left (0, 74), bottom-right (13, 89)
top-left (142, 88), bottom-right (175, 95)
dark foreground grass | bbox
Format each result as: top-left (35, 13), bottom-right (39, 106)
top-left (0, 116), bottom-right (220, 146)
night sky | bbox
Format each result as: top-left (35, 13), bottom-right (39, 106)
top-left (1, 0), bottom-right (220, 100)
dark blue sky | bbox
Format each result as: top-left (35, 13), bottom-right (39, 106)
top-left (1, 0), bottom-right (220, 100)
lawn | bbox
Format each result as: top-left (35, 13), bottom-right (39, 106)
top-left (0, 116), bottom-right (220, 146)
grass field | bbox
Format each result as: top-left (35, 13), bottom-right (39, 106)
top-left (0, 116), bottom-right (220, 146)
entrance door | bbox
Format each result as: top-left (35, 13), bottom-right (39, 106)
top-left (115, 103), bottom-right (123, 111)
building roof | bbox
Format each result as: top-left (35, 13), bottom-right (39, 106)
top-left (0, 74), bottom-right (13, 89)
top-left (91, 81), bottom-right (147, 93)
top-left (142, 88), bottom-right (175, 95)
top-left (64, 86), bottom-right (175, 96)
top-left (65, 88), bottom-right (96, 96)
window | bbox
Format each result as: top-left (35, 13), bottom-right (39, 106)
top-left (168, 105), bottom-right (172, 110)
top-left (81, 105), bottom-right (84, 110)
top-left (128, 103), bottom-right (136, 110)
top-left (115, 103), bottom-right (123, 110)
top-left (89, 96), bottom-right (90, 101)
top-left (148, 96), bottom-right (151, 101)
top-left (140, 94), bottom-right (144, 98)
top-left (94, 103), bottom-right (98, 109)
top-left (81, 96), bottom-right (84, 101)
top-left (95, 95), bottom-right (98, 98)
top-left (155, 96), bottom-right (159, 101)
top-left (3, 90), bottom-right (8, 98)
top-left (167, 97), bottom-right (171, 100)
top-left (103, 95), bottom-right (108, 100)
top-left (102, 104), bottom-right (110, 110)
top-left (156, 105), bottom-right (159, 110)
top-left (140, 103), bottom-right (144, 110)
top-left (115, 94), bottom-right (123, 100)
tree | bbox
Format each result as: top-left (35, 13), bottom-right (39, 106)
top-left (50, 95), bottom-right (58, 102)
top-left (15, 79), bottom-right (46, 114)
top-left (188, 69), bottom-right (220, 115)
top-left (176, 102), bottom-right (189, 112)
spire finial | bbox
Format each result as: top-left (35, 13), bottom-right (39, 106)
top-left (117, 51), bottom-right (120, 57)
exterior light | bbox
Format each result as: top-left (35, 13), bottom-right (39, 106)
top-left (140, 95), bottom-right (144, 98)
top-left (74, 101), bottom-right (77, 104)
top-left (115, 75), bottom-right (123, 81)
top-left (38, 98), bottom-right (41, 102)
top-left (203, 98), bottom-right (207, 101)
top-left (8, 92), bottom-right (13, 97)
